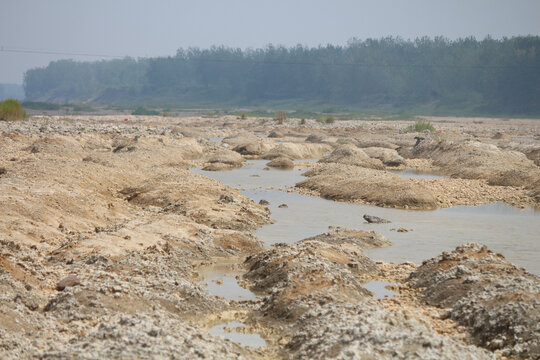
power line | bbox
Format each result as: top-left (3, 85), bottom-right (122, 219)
top-left (1, 46), bottom-right (537, 69)
top-left (0, 47), bottom-right (126, 58)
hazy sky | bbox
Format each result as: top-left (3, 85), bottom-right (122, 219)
top-left (1, 0), bottom-right (540, 84)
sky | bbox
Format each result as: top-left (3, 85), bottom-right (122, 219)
top-left (1, 0), bottom-right (540, 84)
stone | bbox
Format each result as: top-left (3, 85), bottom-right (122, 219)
top-left (56, 274), bottom-right (81, 291)
top-left (363, 214), bottom-right (391, 224)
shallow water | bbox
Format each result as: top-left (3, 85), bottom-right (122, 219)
top-left (196, 160), bottom-right (540, 275)
top-left (209, 321), bottom-right (267, 348)
top-left (199, 263), bottom-right (257, 301)
top-left (363, 281), bottom-right (398, 299)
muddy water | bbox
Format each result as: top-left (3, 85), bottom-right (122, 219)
top-left (195, 160), bottom-right (540, 275)
top-left (199, 262), bottom-right (257, 301)
top-left (363, 281), bottom-right (398, 299)
top-left (209, 321), bottom-right (267, 348)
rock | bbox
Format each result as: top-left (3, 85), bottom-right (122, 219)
top-left (363, 214), bottom-right (391, 224)
top-left (278, 204), bottom-right (288, 208)
top-left (259, 199), bottom-right (270, 205)
top-left (56, 274), bottom-right (81, 291)
top-left (267, 157), bottom-right (294, 169)
top-left (0, 167), bottom-right (6, 176)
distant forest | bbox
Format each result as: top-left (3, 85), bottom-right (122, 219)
top-left (24, 36), bottom-right (540, 114)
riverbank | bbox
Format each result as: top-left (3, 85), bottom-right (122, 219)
top-left (1, 114), bottom-right (538, 359)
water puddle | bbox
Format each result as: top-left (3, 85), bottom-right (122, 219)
top-left (209, 137), bottom-right (224, 142)
top-left (209, 321), bottom-right (267, 348)
top-left (195, 160), bottom-right (540, 275)
top-left (363, 281), bottom-right (398, 299)
top-left (391, 169), bottom-right (447, 180)
top-left (199, 262), bottom-right (256, 301)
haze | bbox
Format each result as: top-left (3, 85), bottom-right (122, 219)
top-left (1, 0), bottom-right (540, 84)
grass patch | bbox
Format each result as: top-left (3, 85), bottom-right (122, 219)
top-left (132, 106), bottom-right (160, 115)
top-left (0, 99), bottom-right (27, 120)
top-left (407, 119), bottom-right (435, 132)
top-left (21, 101), bottom-right (61, 110)
top-left (316, 115), bottom-right (335, 124)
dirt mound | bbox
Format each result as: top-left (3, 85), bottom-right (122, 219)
top-left (286, 301), bottom-right (494, 360)
top-left (266, 156), bottom-right (294, 169)
top-left (224, 134), bottom-right (275, 156)
top-left (362, 146), bottom-right (405, 166)
top-left (355, 139), bottom-right (399, 150)
top-left (202, 149), bottom-right (245, 171)
top-left (119, 173), bottom-right (270, 232)
top-left (410, 140), bottom-right (540, 188)
top-left (319, 144), bottom-right (384, 169)
top-left (302, 228), bottom-right (392, 248)
top-left (408, 243), bottom-right (540, 358)
top-left (297, 164), bottom-right (438, 209)
top-left (262, 143), bottom-right (331, 160)
top-left (243, 240), bottom-right (377, 321)
top-left (524, 147), bottom-right (540, 166)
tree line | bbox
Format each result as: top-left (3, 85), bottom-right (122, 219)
top-left (23, 36), bottom-right (540, 114)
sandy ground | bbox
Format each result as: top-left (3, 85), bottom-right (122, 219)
top-left (0, 114), bottom-right (538, 359)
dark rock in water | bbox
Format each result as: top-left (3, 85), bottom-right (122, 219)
top-left (278, 204), bottom-right (288, 208)
top-left (56, 274), bottom-right (81, 291)
top-left (363, 214), bottom-right (391, 224)
top-left (259, 199), bottom-right (270, 205)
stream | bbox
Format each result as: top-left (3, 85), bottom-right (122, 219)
top-left (193, 159), bottom-right (540, 347)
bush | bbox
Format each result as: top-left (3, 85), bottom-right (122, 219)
top-left (132, 106), bottom-right (160, 115)
top-left (274, 111), bottom-right (287, 124)
top-left (407, 119), bottom-right (435, 132)
top-left (0, 99), bottom-right (26, 120)
top-left (316, 115), bottom-right (335, 124)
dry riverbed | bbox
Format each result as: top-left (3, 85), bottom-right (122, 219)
top-left (0, 114), bottom-right (538, 359)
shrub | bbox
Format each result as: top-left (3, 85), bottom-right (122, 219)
top-left (132, 106), bottom-right (159, 115)
top-left (407, 119), bottom-right (435, 132)
top-left (300, 118), bottom-right (306, 125)
top-left (274, 111), bottom-right (287, 124)
top-left (0, 99), bottom-right (26, 121)
top-left (316, 115), bottom-right (335, 124)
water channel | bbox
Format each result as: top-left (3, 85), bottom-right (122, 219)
top-left (193, 159), bottom-right (540, 346)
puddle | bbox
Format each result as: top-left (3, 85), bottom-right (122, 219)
top-left (209, 321), bottom-right (267, 348)
top-left (196, 160), bottom-right (540, 275)
top-left (199, 263), bottom-right (257, 301)
top-left (391, 169), bottom-right (447, 180)
top-left (363, 281), bottom-right (398, 299)
top-left (512, 137), bottom-right (536, 143)
top-left (209, 137), bottom-right (224, 142)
